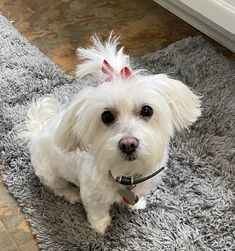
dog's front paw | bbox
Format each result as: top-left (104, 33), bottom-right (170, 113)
top-left (90, 215), bottom-right (111, 235)
top-left (130, 197), bottom-right (146, 210)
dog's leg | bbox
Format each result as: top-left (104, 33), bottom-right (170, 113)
top-left (40, 174), bottom-right (80, 204)
top-left (80, 190), bottom-right (112, 234)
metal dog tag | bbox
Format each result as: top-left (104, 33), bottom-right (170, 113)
top-left (119, 188), bottom-right (138, 205)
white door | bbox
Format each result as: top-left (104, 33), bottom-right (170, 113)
top-left (154, 0), bottom-right (235, 52)
top-left (180, 0), bottom-right (235, 34)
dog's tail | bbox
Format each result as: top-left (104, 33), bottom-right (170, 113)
top-left (76, 32), bottom-right (132, 79)
top-left (19, 97), bottom-right (60, 144)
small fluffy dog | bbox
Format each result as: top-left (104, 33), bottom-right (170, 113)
top-left (22, 34), bottom-right (201, 234)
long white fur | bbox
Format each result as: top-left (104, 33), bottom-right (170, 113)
top-left (77, 33), bottom-right (131, 79)
top-left (21, 34), bottom-right (201, 235)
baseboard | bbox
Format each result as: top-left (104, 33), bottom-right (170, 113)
top-left (154, 0), bottom-right (235, 52)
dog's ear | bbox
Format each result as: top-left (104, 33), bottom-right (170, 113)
top-left (54, 102), bottom-right (82, 152)
top-left (153, 74), bottom-right (201, 131)
top-left (54, 86), bottom-right (99, 152)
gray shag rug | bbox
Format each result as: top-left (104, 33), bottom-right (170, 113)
top-left (0, 14), bottom-right (235, 251)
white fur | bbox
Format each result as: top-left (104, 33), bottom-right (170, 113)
top-left (21, 35), bottom-right (201, 234)
top-left (77, 33), bottom-right (129, 79)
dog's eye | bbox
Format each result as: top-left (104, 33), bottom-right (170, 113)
top-left (101, 111), bottom-right (115, 125)
top-left (140, 105), bottom-right (153, 118)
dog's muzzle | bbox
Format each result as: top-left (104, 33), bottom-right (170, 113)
top-left (118, 137), bottom-right (139, 161)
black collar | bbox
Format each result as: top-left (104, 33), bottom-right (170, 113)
top-left (108, 166), bottom-right (165, 186)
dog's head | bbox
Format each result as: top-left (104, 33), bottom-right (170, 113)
top-left (54, 35), bottom-right (201, 177)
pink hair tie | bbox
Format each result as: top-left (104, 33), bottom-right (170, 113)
top-left (101, 60), bottom-right (133, 82)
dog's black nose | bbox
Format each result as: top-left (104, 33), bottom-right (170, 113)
top-left (118, 137), bottom-right (139, 154)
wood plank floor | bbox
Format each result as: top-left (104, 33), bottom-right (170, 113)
top-left (0, 177), bottom-right (38, 251)
top-left (0, 0), bottom-right (234, 250)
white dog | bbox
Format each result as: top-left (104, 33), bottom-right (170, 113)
top-left (21, 34), bottom-right (201, 234)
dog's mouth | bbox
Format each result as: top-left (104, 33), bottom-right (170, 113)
top-left (122, 152), bottom-right (137, 162)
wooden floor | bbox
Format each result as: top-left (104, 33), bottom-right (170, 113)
top-left (0, 0), bottom-right (234, 250)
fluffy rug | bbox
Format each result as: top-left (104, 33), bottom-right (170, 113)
top-left (0, 15), bottom-right (234, 251)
